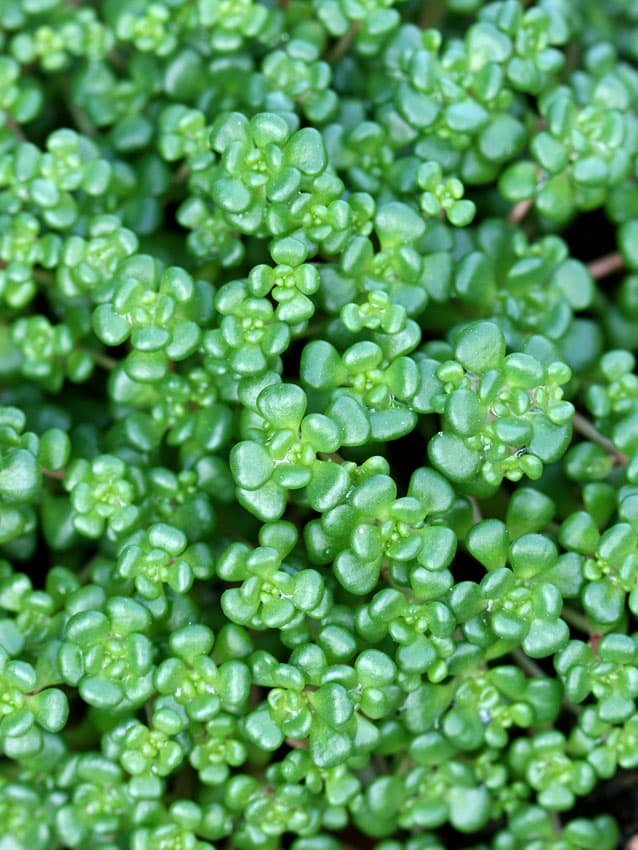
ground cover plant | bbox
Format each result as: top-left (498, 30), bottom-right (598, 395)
top-left (4, 0), bottom-right (638, 847)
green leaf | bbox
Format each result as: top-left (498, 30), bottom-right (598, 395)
top-left (369, 409), bottom-right (417, 442)
top-left (537, 173), bottom-right (574, 223)
top-left (310, 719), bottom-right (353, 768)
top-left (257, 383), bottom-right (307, 428)
top-left (619, 220), bottom-right (638, 269)
top-left (454, 321), bottom-right (505, 373)
top-left (285, 127), bottom-right (327, 175)
top-left (467, 520), bottom-right (508, 570)
top-left (326, 396), bottom-right (371, 445)
top-left (428, 433), bottom-right (481, 483)
top-left (306, 462), bottom-right (349, 512)
top-left (311, 683), bottom-right (353, 727)
top-left (230, 442), bottom-right (273, 490)
top-left (0, 449), bottom-right (40, 503)
top-left (448, 786), bottom-right (491, 832)
top-left (445, 388), bottom-right (484, 436)
top-left (334, 550), bottom-right (380, 595)
top-left (499, 161), bottom-right (538, 201)
top-left (243, 705), bottom-right (284, 751)
top-left (236, 480), bottom-right (287, 522)
top-left (529, 417), bottom-right (572, 463)
top-left (374, 202), bottom-right (425, 247)
top-left (582, 580), bottom-right (624, 625)
top-left (523, 618), bottom-right (569, 657)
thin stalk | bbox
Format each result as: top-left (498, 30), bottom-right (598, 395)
top-left (511, 648), bottom-right (545, 678)
top-left (42, 467), bottom-right (65, 480)
top-left (561, 605), bottom-right (593, 635)
top-left (5, 115), bottom-right (26, 142)
top-left (34, 268), bottom-right (54, 285)
top-left (172, 162), bottom-right (190, 185)
top-left (328, 22), bottom-right (361, 63)
top-left (319, 452), bottom-right (346, 465)
top-left (587, 251), bottom-right (624, 281)
top-left (572, 411), bottom-right (627, 465)
top-left (66, 97), bottom-right (96, 138)
top-left (468, 495), bottom-right (482, 524)
top-left (420, 0), bottom-right (445, 30)
top-left (546, 521), bottom-right (561, 537)
top-left (511, 649), bottom-right (580, 716)
top-left (509, 198), bottom-right (533, 224)
top-left (82, 349), bottom-right (117, 371)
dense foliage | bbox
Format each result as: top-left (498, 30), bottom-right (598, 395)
top-left (3, 0), bottom-right (638, 847)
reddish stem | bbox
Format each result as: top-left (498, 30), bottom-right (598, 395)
top-left (5, 115), bottom-right (25, 141)
top-left (42, 467), bottom-right (65, 480)
top-left (328, 22), bottom-right (361, 63)
top-left (572, 411), bottom-right (628, 466)
top-left (508, 198), bottom-right (533, 224)
top-left (587, 251), bottom-right (624, 280)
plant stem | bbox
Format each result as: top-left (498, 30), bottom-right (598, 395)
top-left (512, 650), bottom-right (579, 717)
top-left (420, 0), bottom-right (445, 29)
top-left (319, 452), bottom-right (346, 465)
top-left (34, 268), bottom-right (54, 285)
top-left (468, 496), bottom-right (482, 524)
top-left (64, 89), bottom-right (96, 138)
top-left (561, 605), bottom-right (593, 635)
top-left (587, 251), bottom-right (624, 280)
top-left (571, 411), bottom-right (628, 465)
top-left (82, 349), bottom-right (117, 371)
top-left (42, 467), bottom-right (65, 480)
top-left (172, 162), bottom-right (190, 185)
top-left (511, 648), bottom-right (545, 678)
top-left (5, 115), bottom-right (25, 142)
top-left (328, 22), bottom-right (361, 63)
top-left (509, 198), bottom-right (533, 224)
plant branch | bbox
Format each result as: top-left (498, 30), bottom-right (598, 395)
top-left (587, 251), bottom-right (624, 281)
top-left (5, 114), bottom-right (26, 142)
top-left (509, 198), bottom-right (533, 224)
top-left (328, 22), bottom-right (361, 63)
top-left (42, 467), bottom-right (65, 480)
top-left (172, 162), bottom-right (190, 185)
top-left (511, 649), bottom-right (580, 716)
top-left (572, 411), bottom-right (628, 465)
top-left (82, 349), bottom-right (117, 371)
top-left (468, 496), bottom-right (482, 524)
top-left (511, 648), bottom-right (545, 678)
top-left (420, 0), bottom-right (445, 29)
top-left (34, 268), bottom-right (55, 285)
top-left (319, 452), bottom-right (347, 465)
top-left (561, 605), bottom-right (593, 635)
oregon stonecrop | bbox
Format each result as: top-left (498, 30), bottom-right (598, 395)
top-left (1, 1), bottom-right (638, 848)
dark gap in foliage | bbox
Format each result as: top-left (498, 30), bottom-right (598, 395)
top-left (15, 525), bottom-right (52, 589)
top-left (570, 769), bottom-right (638, 848)
top-left (334, 822), bottom-right (378, 850)
top-left (435, 819), bottom-right (507, 850)
top-left (384, 427), bottom-right (428, 493)
top-left (563, 208), bottom-right (617, 265)
top-left (162, 198), bottom-right (184, 234)
top-left (281, 334), bottom-right (306, 384)
top-left (61, 698), bottom-right (105, 753)
top-left (450, 546), bottom-right (482, 584)
top-left (164, 763), bottom-right (200, 801)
